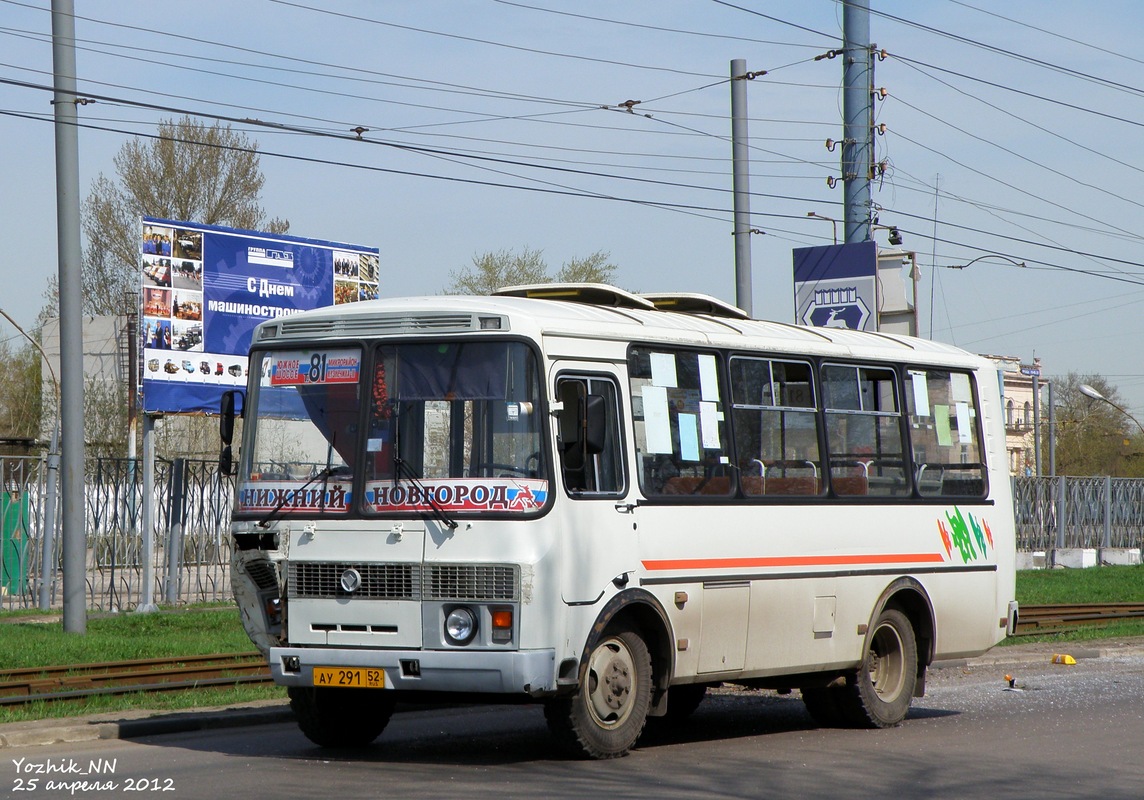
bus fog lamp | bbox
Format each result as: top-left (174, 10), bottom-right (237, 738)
top-left (445, 607), bottom-right (478, 645)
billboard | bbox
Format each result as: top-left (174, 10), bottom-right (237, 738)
top-left (139, 217), bottom-right (379, 414)
top-left (792, 241), bottom-right (877, 331)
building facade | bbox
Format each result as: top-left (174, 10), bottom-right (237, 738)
top-left (984, 354), bottom-right (1044, 476)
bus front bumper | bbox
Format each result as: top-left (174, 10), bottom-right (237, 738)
top-left (268, 646), bottom-right (557, 696)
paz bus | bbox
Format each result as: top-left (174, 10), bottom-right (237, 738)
top-left (221, 283), bottom-right (1017, 759)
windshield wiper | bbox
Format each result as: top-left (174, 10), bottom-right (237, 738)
top-left (256, 464), bottom-right (338, 529)
top-left (390, 401), bottom-right (457, 530)
top-left (394, 456), bottom-right (458, 530)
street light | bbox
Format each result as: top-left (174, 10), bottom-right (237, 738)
top-left (940, 254), bottom-right (1026, 270)
top-left (1079, 383), bottom-right (1144, 435)
top-left (806, 211), bottom-right (838, 245)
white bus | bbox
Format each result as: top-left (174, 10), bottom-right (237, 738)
top-left (222, 284), bottom-right (1017, 759)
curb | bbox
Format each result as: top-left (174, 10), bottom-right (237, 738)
top-left (0, 703), bottom-right (293, 750)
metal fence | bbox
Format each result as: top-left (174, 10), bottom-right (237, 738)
top-left (1, 465), bottom-right (1141, 614)
top-left (1, 454), bottom-right (233, 613)
top-left (1014, 475), bottom-right (1144, 553)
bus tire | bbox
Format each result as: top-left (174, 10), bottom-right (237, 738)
top-left (545, 626), bottom-right (652, 758)
top-left (839, 608), bottom-right (918, 728)
top-left (288, 686), bottom-right (395, 748)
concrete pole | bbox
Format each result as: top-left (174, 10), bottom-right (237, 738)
top-left (38, 425), bottom-right (59, 610)
top-left (730, 59), bottom-right (753, 317)
top-left (842, 0), bottom-right (872, 243)
top-left (51, 0), bottom-right (86, 633)
top-left (138, 413), bottom-right (158, 612)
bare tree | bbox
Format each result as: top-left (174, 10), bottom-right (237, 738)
top-left (37, 117), bottom-right (289, 458)
top-left (445, 247), bottom-right (618, 295)
top-left (51, 116), bottom-right (289, 316)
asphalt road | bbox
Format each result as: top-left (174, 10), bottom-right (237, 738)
top-left (4, 643), bottom-right (1143, 800)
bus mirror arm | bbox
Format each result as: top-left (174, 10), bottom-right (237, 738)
top-left (218, 390), bottom-right (245, 477)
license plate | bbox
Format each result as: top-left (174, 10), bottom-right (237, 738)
top-left (312, 666), bottom-right (385, 688)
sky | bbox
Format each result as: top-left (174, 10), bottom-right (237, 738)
top-left (2, 0), bottom-right (1143, 417)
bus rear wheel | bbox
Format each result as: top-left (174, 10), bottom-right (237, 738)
top-left (288, 686), bottom-right (395, 748)
top-left (545, 626), bottom-right (652, 759)
top-left (839, 608), bottom-right (918, 728)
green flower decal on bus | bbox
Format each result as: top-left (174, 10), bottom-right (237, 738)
top-left (938, 507), bottom-right (994, 563)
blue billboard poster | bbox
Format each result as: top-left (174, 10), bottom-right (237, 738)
top-left (792, 241), bottom-right (877, 331)
top-left (140, 217), bottom-right (380, 414)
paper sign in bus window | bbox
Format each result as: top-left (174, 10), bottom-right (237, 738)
top-left (699, 401), bottom-right (722, 449)
top-left (641, 384), bottom-right (673, 454)
top-left (698, 354), bottom-right (720, 402)
top-left (909, 371), bottom-right (930, 417)
top-left (955, 402), bottom-right (972, 444)
top-left (678, 413), bottom-right (700, 462)
top-left (650, 352), bottom-right (678, 388)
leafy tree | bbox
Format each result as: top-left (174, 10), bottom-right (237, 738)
top-left (446, 247), bottom-right (618, 295)
top-left (0, 337), bottom-right (43, 442)
top-left (1050, 372), bottom-right (1144, 477)
top-left (50, 115), bottom-right (289, 316)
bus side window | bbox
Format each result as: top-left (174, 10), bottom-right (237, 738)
top-left (628, 348), bottom-right (733, 498)
top-left (905, 369), bottom-right (987, 498)
top-left (822, 364), bottom-right (908, 497)
top-left (557, 376), bottom-right (625, 497)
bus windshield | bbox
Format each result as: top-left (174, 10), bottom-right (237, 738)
top-left (363, 341), bottom-right (548, 516)
top-left (235, 341), bottom-right (548, 519)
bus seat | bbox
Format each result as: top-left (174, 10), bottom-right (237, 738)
top-left (741, 475), bottom-right (765, 496)
top-left (764, 477), bottom-right (819, 496)
top-left (831, 475), bottom-right (868, 496)
top-left (661, 476), bottom-right (732, 495)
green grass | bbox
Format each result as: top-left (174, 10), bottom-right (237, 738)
top-left (0, 606), bottom-right (256, 671)
top-left (0, 605), bottom-right (286, 724)
top-left (1016, 564), bottom-right (1144, 605)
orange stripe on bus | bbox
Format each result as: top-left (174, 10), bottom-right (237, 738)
top-left (641, 553), bottom-right (946, 571)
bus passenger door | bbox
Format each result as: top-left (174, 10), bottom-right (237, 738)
top-left (553, 369), bottom-right (637, 604)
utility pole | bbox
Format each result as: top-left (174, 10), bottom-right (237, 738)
top-left (52, 0), bottom-right (86, 633)
top-left (842, 0), bottom-right (873, 243)
top-left (730, 58), bottom-right (753, 317)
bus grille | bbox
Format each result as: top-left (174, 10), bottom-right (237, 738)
top-left (287, 562), bottom-right (517, 601)
top-left (288, 562), bottom-right (419, 600)
top-left (244, 559), bottom-right (280, 592)
top-left (424, 564), bottom-right (517, 601)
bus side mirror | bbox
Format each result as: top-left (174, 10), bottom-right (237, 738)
top-left (583, 394), bottom-right (606, 455)
top-left (557, 382), bottom-right (606, 463)
top-left (219, 390), bottom-right (244, 476)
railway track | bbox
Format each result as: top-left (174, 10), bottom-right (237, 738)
top-left (0, 652), bottom-right (270, 706)
top-left (0, 603), bottom-right (1140, 707)
top-left (1013, 602), bottom-right (1144, 635)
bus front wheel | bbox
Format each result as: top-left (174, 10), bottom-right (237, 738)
top-left (545, 626), bottom-right (652, 759)
top-left (840, 608), bottom-right (918, 728)
top-left (288, 686), bottom-right (395, 748)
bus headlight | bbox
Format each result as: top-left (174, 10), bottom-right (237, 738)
top-left (445, 607), bottom-right (478, 645)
